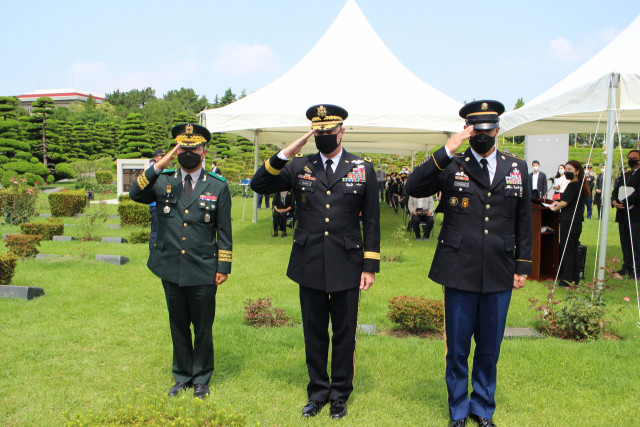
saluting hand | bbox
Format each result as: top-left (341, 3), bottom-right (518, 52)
top-left (360, 271), bottom-right (375, 291)
top-left (513, 274), bottom-right (526, 290)
top-left (445, 126), bottom-right (474, 155)
top-left (282, 129), bottom-right (315, 159)
top-left (215, 273), bottom-right (228, 285)
top-left (153, 144), bottom-right (179, 171)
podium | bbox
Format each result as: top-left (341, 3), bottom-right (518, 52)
top-left (531, 201), bottom-right (560, 282)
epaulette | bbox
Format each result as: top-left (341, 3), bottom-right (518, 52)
top-left (161, 169), bottom-right (175, 174)
top-left (295, 153), bottom-right (304, 157)
top-left (503, 152), bottom-right (523, 160)
top-left (208, 171), bottom-right (226, 182)
top-left (364, 157), bottom-right (372, 163)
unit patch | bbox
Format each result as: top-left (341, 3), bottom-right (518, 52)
top-left (449, 197), bottom-right (458, 206)
top-left (462, 198), bottom-right (470, 208)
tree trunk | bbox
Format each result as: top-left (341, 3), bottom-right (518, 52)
top-left (42, 115), bottom-right (48, 167)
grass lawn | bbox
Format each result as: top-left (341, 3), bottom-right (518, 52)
top-left (1, 193), bottom-right (639, 426)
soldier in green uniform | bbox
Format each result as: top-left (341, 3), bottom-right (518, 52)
top-left (129, 123), bottom-right (232, 399)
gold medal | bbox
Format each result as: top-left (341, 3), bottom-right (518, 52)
top-left (204, 213), bottom-right (210, 223)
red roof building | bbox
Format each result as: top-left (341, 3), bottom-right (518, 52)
top-left (17, 89), bottom-right (105, 111)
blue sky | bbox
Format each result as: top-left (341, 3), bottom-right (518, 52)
top-left (1, 0), bottom-right (638, 110)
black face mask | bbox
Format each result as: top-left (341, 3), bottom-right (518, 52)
top-left (628, 158), bottom-right (639, 168)
top-left (177, 150), bottom-right (202, 170)
top-left (564, 171), bottom-right (575, 180)
top-left (315, 133), bottom-right (340, 155)
top-left (469, 132), bottom-right (495, 155)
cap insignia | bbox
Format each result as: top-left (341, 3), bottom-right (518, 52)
top-left (186, 124), bottom-right (193, 134)
top-left (481, 103), bottom-right (488, 111)
top-left (317, 105), bottom-right (327, 118)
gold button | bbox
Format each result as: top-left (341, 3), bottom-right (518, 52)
top-left (484, 230), bottom-right (488, 235)
top-left (485, 217), bottom-right (489, 222)
top-left (487, 192), bottom-right (492, 197)
top-left (357, 245), bottom-right (360, 248)
top-left (165, 200), bottom-right (168, 203)
top-left (184, 209), bottom-right (189, 214)
top-left (325, 231), bottom-right (329, 236)
top-left (327, 190), bottom-right (331, 195)
top-left (486, 204), bottom-right (490, 210)
top-left (325, 218), bottom-right (329, 223)
top-left (459, 188), bottom-right (462, 192)
top-left (326, 204), bottom-right (330, 209)
top-left (181, 250), bottom-right (185, 254)
top-left (153, 243), bottom-right (156, 246)
top-left (182, 237), bottom-right (186, 241)
top-left (302, 187), bottom-right (306, 191)
top-left (183, 223), bottom-right (187, 227)
top-left (441, 240), bottom-right (444, 243)
top-left (354, 190), bottom-right (357, 193)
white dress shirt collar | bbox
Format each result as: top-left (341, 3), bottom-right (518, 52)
top-left (319, 148), bottom-right (343, 172)
top-left (470, 147), bottom-right (497, 184)
top-left (181, 168), bottom-right (202, 188)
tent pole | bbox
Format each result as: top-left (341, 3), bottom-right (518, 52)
top-left (596, 72), bottom-right (620, 300)
top-left (253, 130), bottom-right (259, 224)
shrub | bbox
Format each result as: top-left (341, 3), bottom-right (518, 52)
top-left (46, 174), bottom-right (55, 184)
top-left (118, 201), bottom-right (151, 226)
top-left (228, 183), bottom-right (253, 198)
top-left (118, 194), bottom-right (131, 202)
top-left (4, 234), bottom-right (41, 258)
top-left (0, 179), bottom-right (38, 225)
top-left (55, 163), bottom-right (77, 179)
top-left (3, 160), bottom-right (50, 177)
top-left (381, 226), bottom-right (411, 262)
top-left (20, 218), bottom-right (64, 240)
top-left (74, 180), bottom-right (116, 194)
top-left (1, 170), bottom-right (18, 188)
top-left (243, 297), bottom-right (295, 327)
top-left (129, 230), bottom-right (151, 244)
top-left (95, 170), bottom-right (114, 184)
top-left (22, 172), bottom-right (44, 186)
top-left (0, 253), bottom-right (19, 285)
top-left (48, 190), bottom-right (87, 217)
top-left (76, 201), bottom-right (108, 241)
top-left (387, 296), bottom-right (444, 333)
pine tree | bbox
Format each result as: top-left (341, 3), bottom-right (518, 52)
top-left (93, 122), bottom-right (114, 158)
top-left (70, 121), bottom-right (92, 160)
top-left (0, 117), bottom-right (30, 163)
top-left (29, 97), bottom-right (56, 166)
top-left (0, 96), bottom-right (19, 121)
top-left (120, 113), bottom-right (151, 158)
top-left (172, 112), bottom-right (199, 126)
top-left (147, 122), bottom-right (165, 151)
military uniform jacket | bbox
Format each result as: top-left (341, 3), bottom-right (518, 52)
top-left (612, 168), bottom-right (640, 223)
top-left (404, 147), bottom-right (533, 293)
top-left (129, 167), bottom-right (233, 285)
top-left (251, 150), bottom-right (380, 293)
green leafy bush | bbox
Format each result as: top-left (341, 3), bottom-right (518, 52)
top-left (228, 183), bottom-right (253, 198)
top-left (3, 160), bottom-right (50, 177)
top-left (4, 234), bottom-right (41, 258)
top-left (243, 297), bottom-right (295, 327)
top-left (118, 201), bottom-right (151, 226)
top-left (387, 296), bottom-right (444, 333)
top-left (1, 170), bottom-right (18, 188)
top-left (118, 194), bottom-right (131, 202)
top-left (20, 218), bottom-right (64, 240)
top-left (55, 163), bottom-right (77, 179)
top-left (95, 170), bottom-right (114, 184)
top-left (48, 190), bottom-right (87, 217)
top-left (0, 253), bottom-right (19, 285)
top-left (46, 175), bottom-right (55, 184)
top-left (74, 180), bottom-right (116, 194)
top-left (22, 172), bottom-right (44, 186)
top-left (129, 230), bottom-right (151, 244)
top-left (0, 179), bottom-right (38, 225)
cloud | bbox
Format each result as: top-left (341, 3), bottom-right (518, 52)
top-left (70, 61), bottom-right (107, 76)
top-left (549, 27), bottom-right (620, 63)
top-left (212, 42), bottom-right (279, 76)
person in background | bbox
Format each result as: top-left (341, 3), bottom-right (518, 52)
top-left (149, 148), bottom-right (166, 250)
top-left (584, 164), bottom-right (596, 219)
top-left (612, 150), bottom-right (640, 278)
top-left (594, 164), bottom-right (605, 220)
top-left (528, 160), bottom-right (548, 199)
top-left (376, 165), bottom-right (386, 202)
top-left (550, 161), bottom-right (589, 286)
top-left (407, 195), bottom-right (434, 241)
top-left (256, 159), bottom-right (271, 209)
top-left (211, 162), bottom-right (222, 176)
top-left (390, 177), bottom-right (402, 214)
top-left (553, 164), bottom-right (569, 195)
top-left (272, 190), bottom-right (294, 237)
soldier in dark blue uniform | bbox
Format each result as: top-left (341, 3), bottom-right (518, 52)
top-left (251, 104), bottom-right (380, 420)
top-left (405, 101), bottom-right (532, 427)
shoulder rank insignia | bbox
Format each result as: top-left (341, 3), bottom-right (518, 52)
top-left (208, 171), bottom-right (226, 182)
top-left (504, 152), bottom-right (522, 160)
top-left (295, 153), bottom-right (304, 157)
top-left (161, 169), bottom-right (175, 174)
top-left (364, 157), bottom-right (372, 163)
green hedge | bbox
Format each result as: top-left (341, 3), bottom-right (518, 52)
top-left (74, 180), bottom-right (117, 194)
top-left (55, 163), bottom-right (77, 179)
top-left (228, 183), bottom-right (254, 197)
top-left (3, 161), bottom-right (50, 176)
top-left (118, 194), bottom-right (131, 202)
top-left (0, 253), bottom-right (19, 285)
top-left (20, 218), bottom-right (64, 240)
top-left (22, 172), bottom-right (45, 186)
top-left (118, 201), bottom-right (151, 226)
top-left (129, 230), bottom-right (151, 244)
top-left (95, 170), bottom-right (113, 184)
top-left (48, 190), bottom-right (87, 217)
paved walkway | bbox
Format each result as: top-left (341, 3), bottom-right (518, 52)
top-left (91, 199), bottom-right (119, 205)
top-left (42, 187), bottom-right (63, 194)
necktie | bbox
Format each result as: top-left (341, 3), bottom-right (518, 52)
top-left (480, 159), bottom-right (490, 185)
top-left (184, 174), bottom-right (192, 201)
top-left (325, 159), bottom-right (334, 183)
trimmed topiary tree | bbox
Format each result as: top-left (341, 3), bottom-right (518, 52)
top-left (48, 190), bottom-right (87, 217)
top-left (119, 113), bottom-right (151, 158)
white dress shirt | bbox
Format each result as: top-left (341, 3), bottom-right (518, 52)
top-left (532, 172), bottom-right (539, 190)
top-left (153, 166), bottom-right (201, 189)
top-left (444, 146), bottom-right (497, 184)
top-left (278, 149), bottom-right (343, 173)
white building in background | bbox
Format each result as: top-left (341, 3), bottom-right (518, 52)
top-left (17, 89), bottom-right (105, 112)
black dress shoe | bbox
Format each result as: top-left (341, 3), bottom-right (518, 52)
top-left (168, 382), bottom-right (191, 397)
top-left (470, 414), bottom-right (496, 427)
top-left (449, 419), bottom-right (466, 427)
top-left (193, 384), bottom-right (209, 399)
top-left (273, 232), bottom-right (278, 237)
top-left (302, 400), bottom-right (326, 417)
top-left (329, 400), bottom-right (347, 419)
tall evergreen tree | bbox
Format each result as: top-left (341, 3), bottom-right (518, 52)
top-left (0, 117), bottom-right (30, 163)
top-left (29, 97), bottom-right (56, 166)
top-left (172, 112), bottom-right (199, 126)
top-left (0, 96), bottom-right (19, 121)
top-left (147, 122), bottom-right (165, 150)
top-left (70, 121), bottom-right (93, 160)
top-left (120, 113), bottom-right (151, 158)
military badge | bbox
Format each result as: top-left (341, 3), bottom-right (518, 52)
top-left (512, 162), bottom-right (518, 167)
top-left (465, 157), bottom-right (470, 162)
top-left (481, 102), bottom-right (488, 111)
top-left (304, 165), bottom-right (312, 173)
top-left (163, 206), bottom-right (170, 214)
top-left (186, 123), bottom-right (193, 134)
top-left (449, 197), bottom-right (458, 206)
top-left (301, 194), bottom-right (307, 203)
top-left (462, 198), bottom-right (469, 208)
top-left (204, 213), bottom-right (210, 223)
top-left (166, 185), bottom-right (172, 194)
top-left (317, 105), bottom-right (327, 118)
top-left (205, 192), bottom-right (212, 196)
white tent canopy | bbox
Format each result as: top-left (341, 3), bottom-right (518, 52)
top-left (500, 14), bottom-right (640, 136)
top-left (200, 0), bottom-right (464, 155)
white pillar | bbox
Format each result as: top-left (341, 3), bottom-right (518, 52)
top-left (596, 73), bottom-right (620, 299)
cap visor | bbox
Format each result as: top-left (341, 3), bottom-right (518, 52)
top-left (471, 122), bottom-right (499, 130)
top-left (176, 141), bottom-right (206, 148)
top-left (311, 121), bottom-right (341, 131)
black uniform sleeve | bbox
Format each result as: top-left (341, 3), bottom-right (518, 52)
top-left (216, 183), bottom-right (233, 274)
top-left (363, 162), bottom-right (381, 273)
top-left (621, 173), bottom-right (640, 208)
top-left (129, 166), bottom-right (161, 204)
top-left (514, 162), bottom-right (533, 276)
top-left (250, 152), bottom-right (294, 194)
top-left (561, 182), bottom-right (580, 205)
top-left (404, 147), bottom-right (453, 198)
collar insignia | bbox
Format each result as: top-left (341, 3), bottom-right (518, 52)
top-left (512, 162), bottom-right (518, 167)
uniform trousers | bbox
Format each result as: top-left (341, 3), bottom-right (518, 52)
top-left (619, 221), bottom-right (640, 275)
top-left (299, 286), bottom-right (360, 402)
top-left (273, 210), bottom-right (291, 232)
top-left (411, 214), bottom-right (434, 239)
top-left (162, 280), bottom-right (218, 385)
top-left (583, 197), bottom-right (593, 219)
top-left (559, 220), bottom-right (583, 285)
top-left (378, 181), bottom-right (385, 201)
top-left (444, 287), bottom-right (512, 421)
top-left (594, 193), bottom-right (602, 219)
top-left (149, 206), bottom-right (158, 251)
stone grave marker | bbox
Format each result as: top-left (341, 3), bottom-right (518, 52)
top-left (102, 237), bottom-right (127, 243)
top-left (108, 215), bottom-right (120, 219)
top-left (96, 255), bottom-right (129, 265)
top-left (105, 224), bottom-right (121, 229)
top-left (53, 236), bottom-right (77, 241)
top-left (36, 254), bottom-right (61, 259)
top-left (2, 233), bottom-right (20, 240)
top-left (503, 327), bottom-right (544, 339)
top-left (39, 214), bottom-right (51, 218)
top-left (0, 286), bottom-right (44, 300)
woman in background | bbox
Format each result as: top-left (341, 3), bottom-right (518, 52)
top-left (553, 164), bottom-right (569, 196)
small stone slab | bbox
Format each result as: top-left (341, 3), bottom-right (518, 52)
top-left (36, 254), bottom-right (60, 259)
top-left (0, 286), bottom-right (45, 300)
top-left (102, 237), bottom-right (127, 243)
top-left (2, 233), bottom-right (20, 240)
top-left (328, 323), bottom-right (377, 336)
top-left (108, 215), bottom-right (120, 219)
top-left (503, 327), bottom-right (544, 339)
top-left (53, 236), bottom-right (77, 241)
top-left (105, 224), bottom-right (121, 229)
top-left (64, 224), bottom-right (77, 227)
top-left (74, 214), bottom-right (88, 218)
top-left (96, 255), bottom-right (129, 265)
top-left (39, 214), bottom-right (51, 218)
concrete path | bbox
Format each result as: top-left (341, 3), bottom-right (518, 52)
top-left (42, 187), bottom-right (63, 194)
top-left (91, 199), bottom-right (119, 205)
